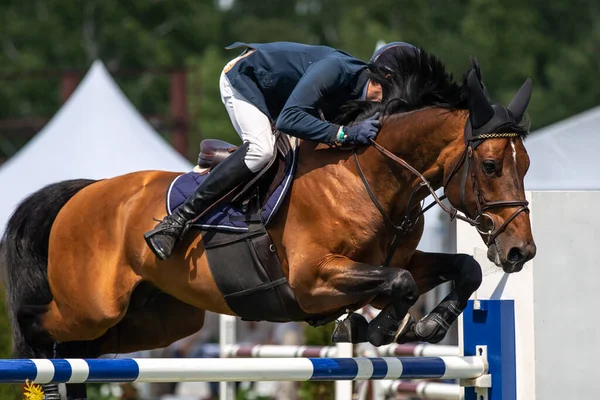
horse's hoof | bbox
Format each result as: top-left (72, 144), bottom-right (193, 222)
top-left (331, 313), bottom-right (369, 344)
top-left (395, 315), bottom-right (447, 344)
top-left (394, 314), bottom-right (418, 344)
top-left (367, 312), bottom-right (401, 347)
top-left (41, 384), bottom-right (61, 400)
top-left (414, 318), bottom-right (448, 344)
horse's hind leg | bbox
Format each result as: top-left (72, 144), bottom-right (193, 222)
top-left (46, 292), bottom-right (205, 400)
top-left (393, 251), bottom-right (482, 344)
top-left (90, 290), bottom-right (206, 356)
top-left (16, 304), bottom-right (108, 399)
top-left (47, 335), bottom-right (146, 400)
top-left (53, 341), bottom-right (95, 400)
top-left (36, 293), bottom-right (137, 400)
top-left (36, 261), bottom-right (140, 398)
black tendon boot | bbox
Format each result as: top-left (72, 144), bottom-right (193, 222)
top-left (144, 142), bottom-right (255, 260)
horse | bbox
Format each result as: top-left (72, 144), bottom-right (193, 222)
top-left (1, 48), bottom-right (536, 399)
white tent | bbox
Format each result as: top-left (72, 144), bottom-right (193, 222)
top-left (0, 60), bottom-right (193, 234)
top-left (524, 105), bottom-right (600, 190)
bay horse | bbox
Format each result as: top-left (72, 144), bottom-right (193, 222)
top-left (1, 48), bottom-right (535, 399)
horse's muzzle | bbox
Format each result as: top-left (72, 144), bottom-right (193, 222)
top-left (501, 242), bottom-right (536, 273)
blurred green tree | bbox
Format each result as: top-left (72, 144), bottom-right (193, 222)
top-left (1, 0), bottom-right (599, 159)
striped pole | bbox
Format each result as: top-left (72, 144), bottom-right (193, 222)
top-left (371, 343), bottom-right (459, 357)
top-left (218, 344), bottom-right (338, 358)
top-left (0, 356), bottom-right (486, 384)
top-left (208, 343), bottom-right (459, 358)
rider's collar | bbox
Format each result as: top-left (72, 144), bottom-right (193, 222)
top-left (353, 69), bottom-right (371, 100)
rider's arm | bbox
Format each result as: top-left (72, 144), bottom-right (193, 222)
top-left (276, 57), bottom-right (354, 144)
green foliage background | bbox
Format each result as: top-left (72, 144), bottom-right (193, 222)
top-left (0, 0), bottom-right (599, 162)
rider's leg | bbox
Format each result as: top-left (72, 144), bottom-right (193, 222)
top-left (144, 69), bottom-right (275, 260)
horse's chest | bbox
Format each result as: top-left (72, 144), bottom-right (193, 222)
top-left (381, 229), bottom-right (422, 268)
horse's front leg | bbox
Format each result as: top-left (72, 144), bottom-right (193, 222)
top-left (391, 251), bottom-right (483, 344)
top-left (289, 255), bottom-right (419, 346)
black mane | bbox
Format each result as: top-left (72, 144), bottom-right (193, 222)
top-left (336, 46), bottom-right (530, 136)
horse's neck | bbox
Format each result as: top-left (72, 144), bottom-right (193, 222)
top-left (286, 109), bottom-right (467, 241)
top-left (358, 108), bottom-right (467, 214)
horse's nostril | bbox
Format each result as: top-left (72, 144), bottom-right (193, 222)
top-left (507, 247), bottom-right (524, 263)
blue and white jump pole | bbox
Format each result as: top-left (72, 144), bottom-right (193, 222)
top-left (0, 297), bottom-right (516, 400)
top-left (0, 355), bottom-right (487, 384)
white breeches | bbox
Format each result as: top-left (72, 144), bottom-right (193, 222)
top-left (219, 69), bottom-right (275, 173)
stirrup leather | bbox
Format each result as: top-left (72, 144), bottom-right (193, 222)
top-left (177, 220), bottom-right (193, 241)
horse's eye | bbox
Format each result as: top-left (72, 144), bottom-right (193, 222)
top-left (482, 160), bottom-right (496, 174)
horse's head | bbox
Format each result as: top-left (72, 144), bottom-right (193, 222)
top-left (443, 61), bottom-right (535, 273)
top-left (341, 49), bottom-right (536, 272)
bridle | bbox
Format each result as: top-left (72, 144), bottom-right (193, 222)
top-left (353, 120), bottom-right (529, 266)
top-left (442, 124), bottom-right (529, 244)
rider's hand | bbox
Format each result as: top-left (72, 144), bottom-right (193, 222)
top-left (341, 112), bottom-right (382, 145)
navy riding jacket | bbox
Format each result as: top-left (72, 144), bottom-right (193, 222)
top-left (223, 42), bottom-right (370, 143)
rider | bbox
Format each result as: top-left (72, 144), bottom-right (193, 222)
top-left (144, 41), bottom-right (417, 260)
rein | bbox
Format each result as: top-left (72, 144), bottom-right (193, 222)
top-left (353, 124), bottom-right (529, 266)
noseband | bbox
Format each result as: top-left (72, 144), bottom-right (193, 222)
top-left (442, 129), bottom-right (529, 245)
top-left (353, 122), bottom-right (529, 265)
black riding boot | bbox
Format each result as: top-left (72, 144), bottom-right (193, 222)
top-left (144, 142), bottom-right (254, 260)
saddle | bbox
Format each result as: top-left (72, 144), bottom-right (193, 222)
top-left (195, 133), bottom-right (293, 214)
top-left (197, 139), bottom-right (237, 170)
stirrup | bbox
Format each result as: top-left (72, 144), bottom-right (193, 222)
top-left (178, 220), bottom-right (193, 241)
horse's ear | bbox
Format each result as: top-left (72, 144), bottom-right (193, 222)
top-left (467, 69), bottom-right (494, 129)
top-left (471, 57), bottom-right (491, 99)
top-left (507, 78), bottom-right (533, 122)
top-left (471, 57), bottom-right (483, 83)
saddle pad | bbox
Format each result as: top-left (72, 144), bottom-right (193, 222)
top-left (166, 145), bottom-right (298, 232)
